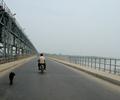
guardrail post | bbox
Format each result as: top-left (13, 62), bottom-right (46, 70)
top-left (104, 58), bottom-right (106, 72)
top-left (81, 57), bottom-right (82, 66)
top-left (70, 56), bottom-right (72, 63)
top-left (99, 58), bottom-right (101, 70)
top-left (78, 57), bottom-right (80, 64)
top-left (88, 57), bottom-right (89, 67)
top-left (83, 56), bottom-right (85, 66)
top-left (91, 57), bottom-right (93, 68)
top-left (80, 57), bottom-right (81, 65)
top-left (82, 56), bottom-right (84, 66)
top-left (109, 59), bottom-right (111, 73)
top-left (75, 56), bottom-right (77, 64)
top-left (114, 59), bottom-right (117, 74)
top-left (95, 58), bottom-right (96, 69)
top-left (76, 56), bottom-right (79, 64)
top-left (85, 57), bottom-right (86, 67)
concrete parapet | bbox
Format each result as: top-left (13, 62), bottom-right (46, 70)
top-left (48, 57), bottom-right (120, 86)
top-left (0, 56), bottom-right (36, 73)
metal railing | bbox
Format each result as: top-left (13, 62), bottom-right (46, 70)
top-left (0, 0), bottom-right (24, 32)
top-left (0, 0), bottom-right (13, 17)
top-left (0, 0), bottom-right (38, 65)
top-left (48, 55), bottom-right (120, 75)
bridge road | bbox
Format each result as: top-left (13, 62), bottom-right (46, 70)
top-left (0, 58), bottom-right (120, 100)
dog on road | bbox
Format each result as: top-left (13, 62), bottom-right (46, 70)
top-left (9, 72), bottom-right (15, 85)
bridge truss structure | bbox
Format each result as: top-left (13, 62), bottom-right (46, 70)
top-left (0, 0), bottom-right (38, 63)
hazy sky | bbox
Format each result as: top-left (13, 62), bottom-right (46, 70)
top-left (4, 0), bottom-right (120, 58)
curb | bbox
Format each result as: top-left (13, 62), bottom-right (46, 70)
top-left (0, 63), bottom-right (18, 72)
top-left (49, 57), bottom-right (120, 86)
top-left (0, 56), bottom-right (36, 73)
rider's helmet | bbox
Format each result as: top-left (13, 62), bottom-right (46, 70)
top-left (40, 53), bottom-right (43, 56)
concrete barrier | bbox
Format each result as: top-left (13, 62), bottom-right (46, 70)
top-left (0, 56), bottom-right (36, 73)
top-left (48, 57), bottom-right (120, 86)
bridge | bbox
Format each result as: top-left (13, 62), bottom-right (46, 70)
top-left (0, 0), bottom-right (37, 64)
top-left (0, 1), bottom-right (120, 100)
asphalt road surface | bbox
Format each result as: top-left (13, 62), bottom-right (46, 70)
top-left (0, 58), bottom-right (120, 100)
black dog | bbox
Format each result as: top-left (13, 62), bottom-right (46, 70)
top-left (9, 72), bottom-right (15, 85)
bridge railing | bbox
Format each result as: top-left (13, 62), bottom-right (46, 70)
top-left (0, 0), bottom-right (38, 64)
top-left (0, 54), bottom-right (33, 64)
top-left (48, 54), bottom-right (120, 75)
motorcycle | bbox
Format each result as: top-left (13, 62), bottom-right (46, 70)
top-left (40, 64), bottom-right (44, 73)
top-left (38, 59), bottom-right (46, 73)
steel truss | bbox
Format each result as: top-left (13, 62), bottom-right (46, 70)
top-left (0, 0), bottom-right (37, 63)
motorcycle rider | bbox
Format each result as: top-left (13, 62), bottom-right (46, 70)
top-left (38, 53), bottom-right (46, 70)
